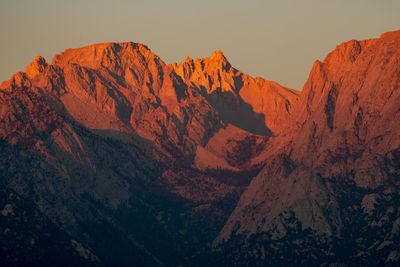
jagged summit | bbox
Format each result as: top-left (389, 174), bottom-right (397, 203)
top-left (25, 56), bottom-right (48, 79)
top-left (171, 49), bottom-right (298, 134)
top-left (211, 49), bottom-right (228, 62)
top-left (175, 49), bottom-right (229, 66)
top-left (172, 49), bottom-right (231, 77)
top-left (184, 55), bottom-right (193, 62)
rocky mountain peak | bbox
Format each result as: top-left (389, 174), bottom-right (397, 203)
top-left (51, 42), bottom-right (164, 74)
top-left (322, 39), bottom-right (368, 77)
top-left (211, 49), bottom-right (228, 63)
top-left (207, 49), bottom-right (230, 71)
top-left (215, 30), bottom-right (400, 265)
top-left (185, 55), bottom-right (193, 63)
top-left (169, 49), bottom-right (298, 135)
top-left (25, 56), bottom-right (48, 79)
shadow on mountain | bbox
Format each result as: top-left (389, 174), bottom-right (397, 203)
top-left (0, 183), bottom-right (94, 266)
top-left (205, 89), bottom-right (272, 136)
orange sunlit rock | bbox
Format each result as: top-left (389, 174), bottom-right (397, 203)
top-left (216, 30), bottom-right (400, 246)
top-left (171, 50), bottom-right (299, 134)
top-left (25, 56), bottom-right (48, 79)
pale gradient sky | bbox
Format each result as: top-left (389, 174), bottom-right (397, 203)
top-left (1, 0), bottom-right (399, 89)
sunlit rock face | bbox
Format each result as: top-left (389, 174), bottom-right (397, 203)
top-left (171, 50), bottom-right (299, 135)
top-left (214, 30), bottom-right (400, 266)
top-left (0, 41), bottom-right (298, 172)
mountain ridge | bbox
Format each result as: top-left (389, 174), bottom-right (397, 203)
top-left (0, 38), bottom-right (297, 265)
top-left (1, 30), bottom-right (399, 265)
top-left (214, 29), bottom-right (400, 265)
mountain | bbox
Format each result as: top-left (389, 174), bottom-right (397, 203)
top-left (0, 30), bottom-right (399, 266)
top-left (214, 30), bottom-right (400, 265)
top-left (0, 41), bottom-right (296, 265)
top-left (171, 50), bottom-right (298, 135)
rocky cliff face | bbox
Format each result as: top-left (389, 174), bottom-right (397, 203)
top-left (214, 30), bottom-right (400, 265)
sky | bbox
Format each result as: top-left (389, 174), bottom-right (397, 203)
top-left (0, 0), bottom-right (399, 90)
